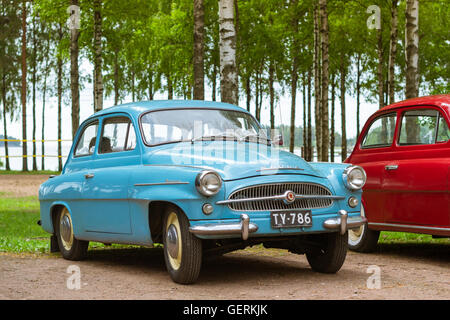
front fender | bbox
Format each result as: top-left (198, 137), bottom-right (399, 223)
top-left (308, 162), bottom-right (363, 212)
top-left (129, 165), bottom-right (227, 220)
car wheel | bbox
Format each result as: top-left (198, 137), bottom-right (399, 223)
top-left (306, 231), bottom-right (348, 274)
top-left (55, 207), bottom-right (89, 260)
top-left (348, 204), bottom-right (380, 253)
top-left (163, 206), bottom-right (202, 284)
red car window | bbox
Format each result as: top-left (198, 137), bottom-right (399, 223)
top-left (361, 113), bottom-right (397, 149)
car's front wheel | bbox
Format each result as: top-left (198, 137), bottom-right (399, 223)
top-left (348, 204), bottom-right (380, 253)
top-left (306, 231), bottom-right (348, 273)
top-left (163, 206), bottom-right (202, 284)
top-left (54, 207), bottom-right (89, 260)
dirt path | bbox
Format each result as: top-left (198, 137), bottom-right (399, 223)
top-left (0, 243), bottom-right (449, 300)
top-left (0, 174), bottom-right (49, 197)
top-left (0, 174), bottom-right (449, 300)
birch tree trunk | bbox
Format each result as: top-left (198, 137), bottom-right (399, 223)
top-left (70, 0), bottom-right (80, 138)
top-left (377, 27), bottom-right (384, 109)
top-left (356, 53), bottom-right (361, 137)
top-left (289, 0), bottom-right (299, 154)
top-left (269, 61), bottom-right (275, 130)
top-left (21, 0), bottom-right (27, 171)
top-left (319, 0), bottom-right (329, 162)
top-left (31, 15), bottom-right (37, 171)
top-left (57, 24), bottom-right (63, 172)
top-left (388, 0), bottom-right (398, 104)
top-left (340, 58), bottom-right (347, 162)
top-left (313, 3), bottom-right (321, 161)
top-left (307, 69), bottom-right (312, 161)
top-left (245, 75), bottom-right (251, 111)
top-left (193, 0), bottom-right (205, 100)
top-left (330, 74), bottom-right (335, 162)
top-left (93, 0), bottom-right (103, 112)
top-left (1, 75), bottom-right (10, 170)
top-left (218, 0), bottom-right (238, 105)
top-left (405, 0), bottom-right (419, 99)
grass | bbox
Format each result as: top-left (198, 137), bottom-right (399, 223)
top-left (0, 193), bottom-right (448, 254)
top-left (0, 170), bottom-right (60, 175)
top-left (0, 193), bottom-right (49, 253)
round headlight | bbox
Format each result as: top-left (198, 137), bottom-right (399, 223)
top-left (195, 170), bottom-right (222, 197)
top-left (343, 165), bottom-right (367, 190)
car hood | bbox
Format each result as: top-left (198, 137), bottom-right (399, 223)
top-left (144, 141), bottom-right (324, 180)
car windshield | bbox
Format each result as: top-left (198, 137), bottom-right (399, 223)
top-left (140, 108), bottom-right (268, 146)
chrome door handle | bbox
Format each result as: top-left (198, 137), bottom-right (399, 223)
top-left (84, 173), bottom-right (95, 179)
top-left (385, 165), bottom-right (398, 171)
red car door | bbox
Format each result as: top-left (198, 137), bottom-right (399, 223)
top-left (382, 106), bottom-right (450, 228)
top-left (347, 112), bottom-right (398, 224)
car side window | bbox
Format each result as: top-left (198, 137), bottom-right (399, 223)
top-left (74, 121), bottom-right (99, 157)
top-left (99, 116), bottom-right (136, 154)
top-left (398, 109), bottom-right (439, 145)
top-left (361, 113), bottom-right (396, 148)
top-left (436, 115), bottom-right (450, 143)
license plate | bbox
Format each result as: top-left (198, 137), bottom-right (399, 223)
top-left (270, 211), bottom-right (312, 228)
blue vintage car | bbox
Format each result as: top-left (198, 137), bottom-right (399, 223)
top-left (39, 100), bottom-right (367, 284)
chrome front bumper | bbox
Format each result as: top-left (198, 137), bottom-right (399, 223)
top-left (189, 214), bottom-right (258, 240)
top-left (323, 210), bottom-right (367, 235)
top-left (189, 211), bottom-right (367, 240)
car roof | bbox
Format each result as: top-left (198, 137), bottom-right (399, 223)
top-left (91, 100), bottom-right (248, 120)
top-left (379, 94), bottom-right (450, 113)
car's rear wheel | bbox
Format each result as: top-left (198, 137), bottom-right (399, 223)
top-left (163, 206), bottom-right (202, 284)
top-left (306, 231), bottom-right (348, 273)
top-left (348, 204), bottom-right (380, 253)
top-left (55, 207), bottom-right (89, 260)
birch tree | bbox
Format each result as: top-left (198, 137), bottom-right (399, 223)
top-left (388, 0), bottom-right (398, 104)
top-left (193, 0), bottom-right (205, 100)
top-left (319, 0), bottom-right (329, 161)
top-left (218, 0), bottom-right (238, 105)
top-left (405, 0), bottom-right (419, 99)
top-left (69, 1), bottom-right (80, 138)
top-left (93, 0), bottom-right (103, 112)
top-left (21, 0), bottom-right (27, 171)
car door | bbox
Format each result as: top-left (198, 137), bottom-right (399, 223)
top-left (80, 114), bottom-right (140, 234)
top-left (349, 112), bottom-right (398, 224)
top-left (382, 106), bottom-right (450, 227)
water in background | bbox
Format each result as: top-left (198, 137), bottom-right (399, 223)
top-left (0, 143), bottom-right (72, 171)
top-left (1, 143), bottom-right (347, 172)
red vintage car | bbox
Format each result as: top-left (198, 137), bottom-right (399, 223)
top-left (345, 94), bottom-right (450, 252)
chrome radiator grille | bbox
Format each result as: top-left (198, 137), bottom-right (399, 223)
top-left (226, 183), bottom-right (334, 212)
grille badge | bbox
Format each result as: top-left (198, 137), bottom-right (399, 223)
top-left (283, 190), bottom-right (296, 204)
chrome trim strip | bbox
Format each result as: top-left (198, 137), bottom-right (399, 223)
top-left (216, 194), bottom-right (345, 205)
top-left (368, 222), bottom-right (450, 232)
top-left (134, 181), bottom-right (189, 186)
top-left (256, 167), bottom-right (304, 172)
top-left (189, 214), bottom-right (258, 240)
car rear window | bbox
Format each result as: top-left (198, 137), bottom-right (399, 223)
top-left (398, 109), bottom-right (442, 145)
top-left (361, 113), bottom-right (397, 148)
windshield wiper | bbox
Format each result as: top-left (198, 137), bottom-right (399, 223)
top-left (191, 133), bottom-right (240, 144)
top-left (239, 133), bottom-right (271, 144)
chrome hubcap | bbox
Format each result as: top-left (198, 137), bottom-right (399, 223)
top-left (60, 215), bottom-right (72, 243)
top-left (59, 209), bottom-right (74, 251)
top-left (167, 224), bottom-right (179, 259)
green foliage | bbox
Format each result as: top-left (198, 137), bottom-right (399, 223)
top-left (1, 0), bottom-right (449, 151)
